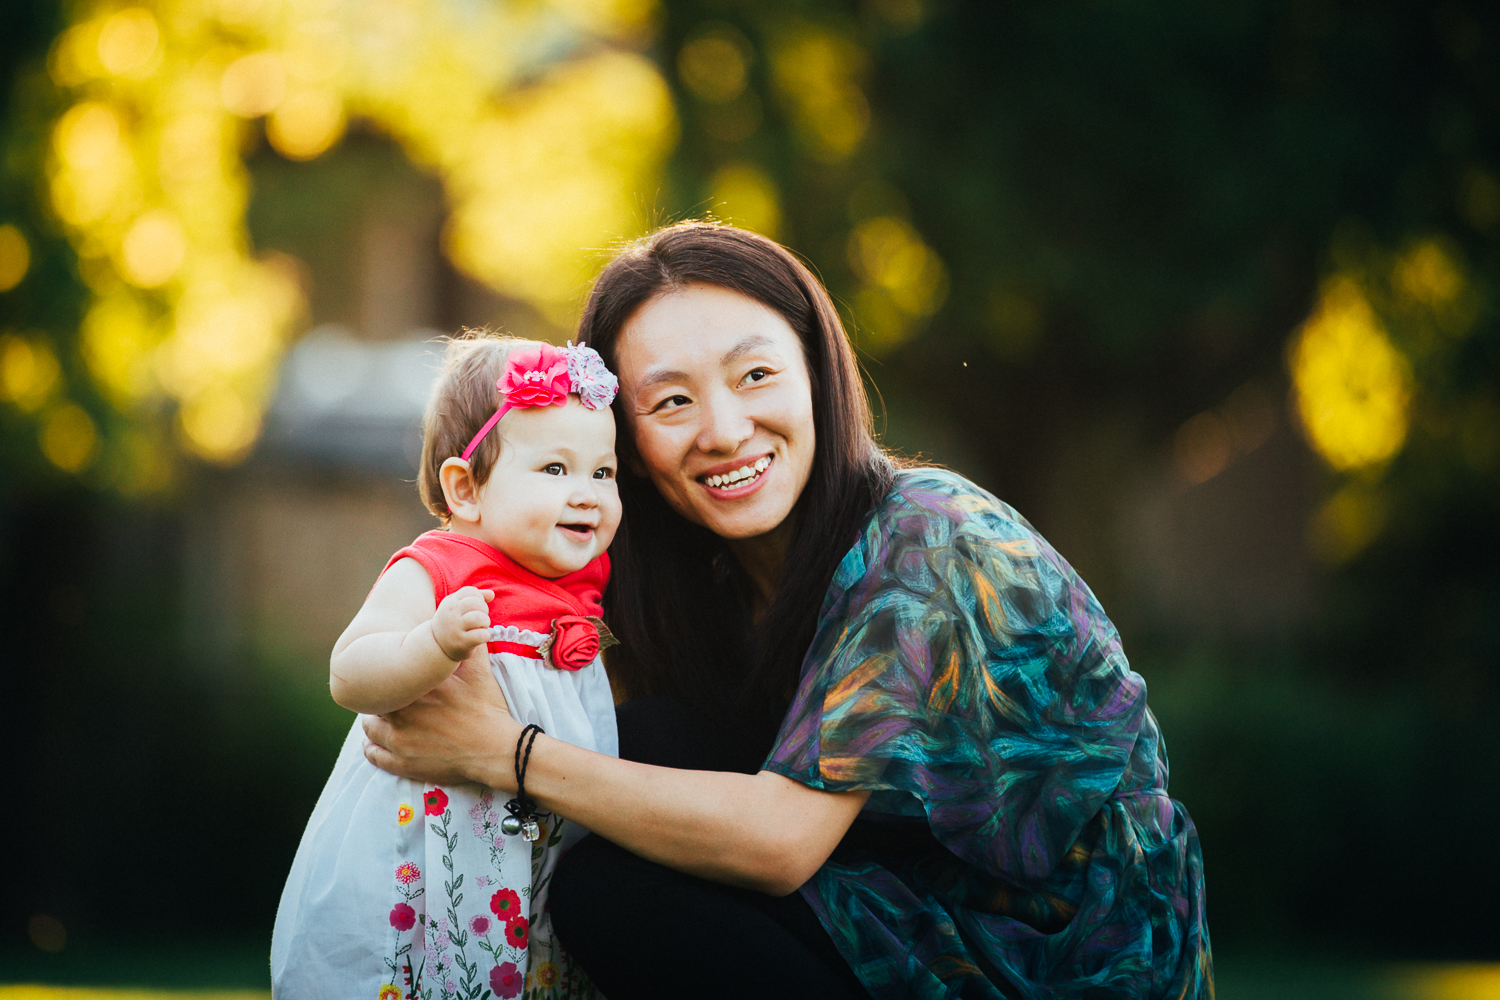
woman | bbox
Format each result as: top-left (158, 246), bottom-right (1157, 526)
top-left (363, 223), bottom-right (1212, 999)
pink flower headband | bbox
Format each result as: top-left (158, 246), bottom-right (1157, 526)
top-left (459, 342), bottom-right (619, 463)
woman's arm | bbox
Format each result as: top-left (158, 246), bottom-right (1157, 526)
top-left (330, 558), bottom-right (493, 715)
top-left (362, 658), bottom-right (869, 896)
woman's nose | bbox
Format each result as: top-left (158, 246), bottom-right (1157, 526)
top-left (695, 388), bottom-right (754, 455)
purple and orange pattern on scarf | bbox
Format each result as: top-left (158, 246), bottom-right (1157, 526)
top-left (765, 468), bottom-right (1212, 999)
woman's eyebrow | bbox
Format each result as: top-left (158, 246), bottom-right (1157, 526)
top-left (721, 334), bottom-right (775, 368)
top-left (635, 367), bottom-right (689, 393)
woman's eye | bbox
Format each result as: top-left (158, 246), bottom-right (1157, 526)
top-left (593, 467), bottom-right (615, 480)
top-left (740, 368), bottom-right (771, 386)
top-left (654, 394), bottom-right (691, 412)
top-left (543, 463), bottom-right (565, 476)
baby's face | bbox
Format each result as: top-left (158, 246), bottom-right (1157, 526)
top-left (476, 400), bottom-right (621, 578)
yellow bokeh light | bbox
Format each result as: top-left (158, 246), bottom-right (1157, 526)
top-left (40, 402), bottom-right (101, 473)
top-left (442, 49), bottom-right (677, 316)
top-left (49, 20), bottom-right (106, 87)
top-left (97, 8), bottom-right (160, 78)
top-left (1307, 482), bottom-right (1387, 565)
top-left (848, 216), bottom-right (948, 316)
top-left (81, 292), bottom-right (157, 405)
top-left (46, 0), bottom-right (677, 467)
top-left (710, 163), bottom-right (781, 238)
top-left (679, 31), bottom-right (750, 103)
top-left (1290, 277), bottom-right (1412, 471)
top-left (1395, 240), bottom-right (1462, 308)
top-left (772, 30), bottom-right (869, 162)
top-left (0, 334), bottom-right (62, 412)
top-left (267, 89), bottom-right (346, 161)
top-left (283, 20), bottom-right (347, 83)
top-left (0, 224), bottom-right (31, 291)
top-left (221, 52), bottom-right (286, 117)
top-left (179, 386), bottom-right (261, 462)
top-left (121, 210), bottom-right (187, 287)
top-left (55, 102), bottom-right (122, 170)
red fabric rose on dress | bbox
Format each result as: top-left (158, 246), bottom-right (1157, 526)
top-left (489, 887), bottom-right (523, 922)
top-left (549, 616), bottom-right (599, 670)
top-left (490, 962), bottom-right (522, 999)
top-left (423, 787), bottom-right (448, 816)
top-left (499, 345), bottom-right (570, 410)
top-left (389, 903), bottom-right (416, 931)
top-left (503, 915), bottom-right (529, 949)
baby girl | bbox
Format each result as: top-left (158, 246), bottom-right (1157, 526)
top-left (272, 334), bottom-right (619, 1000)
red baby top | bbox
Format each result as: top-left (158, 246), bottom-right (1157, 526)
top-left (382, 530), bottom-right (608, 659)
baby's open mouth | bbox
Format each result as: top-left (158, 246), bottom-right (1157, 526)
top-left (702, 454), bottom-right (772, 490)
top-left (558, 523), bottom-right (594, 537)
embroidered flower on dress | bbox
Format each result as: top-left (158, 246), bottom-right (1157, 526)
top-left (397, 803), bottom-right (414, 825)
top-left (423, 787), bottom-right (449, 815)
top-left (474, 875), bottom-right (491, 888)
top-left (469, 914), bottom-right (491, 935)
top-left (503, 915), bottom-right (529, 949)
top-left (489, 887), bottom-right (522, 922)
top-left (389, 903), bottom-right (416, 931)
top-left (378, 986), bottom-right (401, 1000)
top-left (395, 862), bottom-right (421, 885)
top-left (563, 343), bottom-right (619, 411)
top-left (490, 962), bottom-right (523, 999)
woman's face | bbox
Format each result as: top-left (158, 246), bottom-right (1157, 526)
top-left (615, 283), bottom-right (816, 542)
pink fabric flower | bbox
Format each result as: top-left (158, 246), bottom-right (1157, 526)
top-left (469, 914), bottom-right (491, 935)
top-left (490, 962), bottom-right (522, 999)
top-left (500, 345), bottom-right (570, 410)
top-left (389, 903), bottom-right (416, 931)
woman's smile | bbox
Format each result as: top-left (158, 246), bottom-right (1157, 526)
top-left (698, 452), bottom-right (774, 496)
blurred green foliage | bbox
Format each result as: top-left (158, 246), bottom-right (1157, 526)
top-left (4, 0), bottom-right (1499, 975)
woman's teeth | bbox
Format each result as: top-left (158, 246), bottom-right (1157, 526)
top-left (705, 456), bottom-right (771, 489)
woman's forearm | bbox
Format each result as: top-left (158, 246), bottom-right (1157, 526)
top-left (473, 733), bottom-right (868, 896)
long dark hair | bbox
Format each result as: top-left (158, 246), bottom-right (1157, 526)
top-left (578, 222), bottom-right (896, 765)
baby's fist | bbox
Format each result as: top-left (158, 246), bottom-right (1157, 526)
top-left (432, 587), bottom-right (494, 662)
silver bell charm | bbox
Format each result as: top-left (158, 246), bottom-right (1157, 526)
top-left (501, 815), bottom-right (523, 836)
top-left (522, 818), bottom-right (542, 843)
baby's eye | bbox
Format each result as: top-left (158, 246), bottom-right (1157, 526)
top-left (543, 462), bottom-right (565, 476)
top-left (593, 466), bottom-right (615, 480)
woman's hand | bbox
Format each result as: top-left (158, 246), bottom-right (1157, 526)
top-left (362, 651), bottom-right (521, 790)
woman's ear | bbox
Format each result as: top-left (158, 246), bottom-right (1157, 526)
top-left (439, 458), bottom-right (482, 525)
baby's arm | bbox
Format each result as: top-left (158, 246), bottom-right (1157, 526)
top-left (329, 557), bottom-right (493, 715)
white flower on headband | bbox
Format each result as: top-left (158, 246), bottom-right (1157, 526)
top-left (564, 343), bottom-right (619, 411)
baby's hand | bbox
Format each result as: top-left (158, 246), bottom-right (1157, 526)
top-left (431, 587), bottom-right (494, 663)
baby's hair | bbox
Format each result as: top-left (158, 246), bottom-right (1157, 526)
top-left (418, 329), bottom-right (543, 523)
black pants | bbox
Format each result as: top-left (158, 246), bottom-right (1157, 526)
top-left (549, 697), bottom-right (869, 1000)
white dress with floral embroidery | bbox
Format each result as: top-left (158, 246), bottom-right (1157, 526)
top-left (271, 626), bottom-right (616, 1000)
